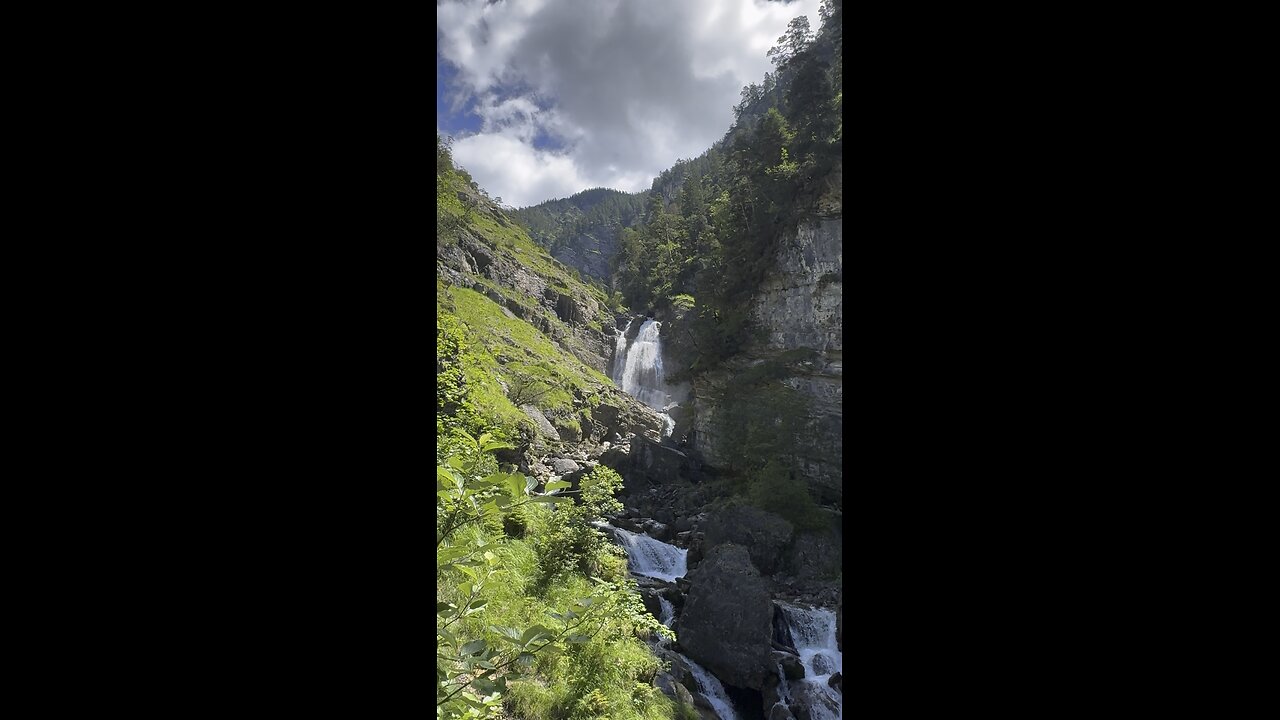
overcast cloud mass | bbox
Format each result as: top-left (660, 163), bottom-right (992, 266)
top-left (437, 0), bottom-right (820, 208)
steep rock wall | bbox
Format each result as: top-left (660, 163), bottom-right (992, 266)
top-left (690, 217), bottom-right (843, 505)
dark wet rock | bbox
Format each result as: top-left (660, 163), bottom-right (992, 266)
top-left (773, 651), bottom-right (805, 681)
top-left (810, 652), bottom-right (836, 675)
top-left (654, 668), bottom-right (702, 719)
top-left (782, 527), bottom-right (841, 581)
top-left (791, 684), bottom-right (839, 720)
top-left (836, 588), bottom-right (842, 652)
top-left (772, 604), bottom-right (799, 655)
top-left (676, 544), bottom-right (773, 690)
top-left (612, 517), bottom-right (644, 533)
top-left (762, 674), bottom-right (786, 712)
top-left (655, 508), bottom-right (675, 525)
top-left (828, 672), bottom-right (842, 694)
top-left (686, 532), bottom-right (706, 568)
top-left (653, 670), bottom-right (679, 701)
top-left (640, 588), bottom-right (662, 618)
top-left (703, 503), bottom-right (794, 575)
top-left (640, 519), bottom-right (673, 541)
top-left (630, 433), bottom-right (691, 483)
top-left (768, 702), bottom-right (797, 720)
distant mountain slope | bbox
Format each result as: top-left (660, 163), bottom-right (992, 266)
top-left (510, 188), bottom-right (646, 283)
top-left (437, 136), bottom-right (660, 455)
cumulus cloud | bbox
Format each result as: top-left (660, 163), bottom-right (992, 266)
top-left (437, 0), bottom-right (820, 208)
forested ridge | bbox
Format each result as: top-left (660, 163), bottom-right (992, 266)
top-left (439, 3), bottom-right (843, 718)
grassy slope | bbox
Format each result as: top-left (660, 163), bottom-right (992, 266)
top-left (438, 148), bottom-right (696, 720)
top-left (438, 156), bottom-right (620, 446)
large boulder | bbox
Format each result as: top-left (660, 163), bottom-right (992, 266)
top-left (782, 528), bottom-right (841, 581)
top-left (676, 544), bottom-right (773, 690)
top-left (630, 434), bottom-right (689, 483)
top-left (550, 457), bottom-right (581, 475)
top-left (520, 404), bottom-right (558, 438)
top-left (703, 503), bottom-right (794, 575)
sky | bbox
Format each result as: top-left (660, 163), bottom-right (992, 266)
top-left (437, 0), bottom-right (821, 209)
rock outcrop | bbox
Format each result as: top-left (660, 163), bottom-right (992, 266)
top-left (676, 544), bottom-right (773, 690)
top-left (702, 504), bottom-right (794, 575)
top-left (687, 218), bottom-right (843, 506)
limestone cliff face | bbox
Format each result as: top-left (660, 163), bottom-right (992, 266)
top-left (752, 218), bottom-right (843, 505)
top-left (689, 216), bottom-right (843, 506)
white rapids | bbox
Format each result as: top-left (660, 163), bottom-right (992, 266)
top-left (776, 602), bottom-right (843, 720)
top-left (591, 521), bottom-right (687, 582)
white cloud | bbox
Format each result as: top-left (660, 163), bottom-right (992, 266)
top-left (437, 0), bottom-right (821, 208)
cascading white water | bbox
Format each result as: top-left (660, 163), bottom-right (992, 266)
top-left (777, 603), bottom-right (843, 720)
top-left (658, 596), bottom-right (675, 628)
top-left (610, 319), bottom-right (634, 385)
top-left (683, 654), bottom-right (741, 720)
top-left (613, 318), bottom-right (675, 437)
top-left (592, 522), bottom-right (687, 582)
top-left (621, 319), bottom-right (668, 411)
top-left (597, 520), bottom-right (740, 720)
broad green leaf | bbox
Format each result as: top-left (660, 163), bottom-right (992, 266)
top-left (458, 582), bottom-right (474, 598)
top-left (492, 626), bottom-right (523, 643)
top-left (566, 634), bottom-right (591, 644)
top-left (437, 546), bottom-right (469, 563)
top-left (544, 480), bottom-right (572, 492)
top-left (464, 599), bottom-right (488, 614)
top-left (529, 495), bottom-right (570, 504)
top-left (447, 455), bottom-right (466, 470)
top-left (460, 639), bottom-right (487, 656)
top-left (520, 624), bottom-right (552, 647)
top-left (437, 602), bottom-right (456, 617)
top-left (503, 475), bottom-right (526, 498)
top-left (482, 441), bottom-right (515, 453)
top-left (478, 432), bottom-right (492, 447)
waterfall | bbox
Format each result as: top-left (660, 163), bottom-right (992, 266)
top-left (592, 522), bottom-right (687, 582)
top-left (612, 318), bottom-right (675, 437)
top-left (777, 602), bottom-right (843, 720)
top-left (683, 654), bottom-right (741, 720)
top-left (658, 596), bottom-right (675, 628)
top-left (610, 318), bottom-right (634, 384)
top-left (598, 519), bottom-right (740, 720)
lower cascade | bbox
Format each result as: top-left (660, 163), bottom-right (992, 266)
top-left (597, 519), bottom-right (744, 720)
top-left (776, 602), bottom-right (843, 720)
top-left (592, 522), bottom-right (687, 582)
top-left (682, 654), bottom-right (741, 720)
